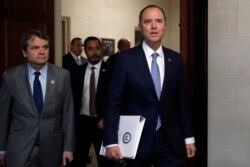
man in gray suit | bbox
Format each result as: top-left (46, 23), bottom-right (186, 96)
top-left (0, 29), bottom-right (75, 167)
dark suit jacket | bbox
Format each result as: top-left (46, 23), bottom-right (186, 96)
top-left (0, 63), bottom-right (75, 167)
top-left (103, 45), bottom-right (194, 158)
top-left (63, 53), bottom-right (87, 115)
top-left (74, 61), bottom-right (113, 122)
top-left (63, 52), bottom-right (87, 70)
top-left (106, 52), bottom-right (119, 66)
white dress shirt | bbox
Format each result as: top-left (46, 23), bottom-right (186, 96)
top-left (28, 63), bottom-right (47, 101)
top-left (70, 51), bottom-right (83, 65)
top-left (80, 61), bottom-right (101, 116)
top-left (142, 41), bottom-right (195, 144)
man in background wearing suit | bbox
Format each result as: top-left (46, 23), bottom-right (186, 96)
top-left (63, 37), bottom-right (87, 68)
top-left (63, 38), bottom-right (87, 128)
top-left (73, 36), bottom-right (114, 167)
top-left (63, 38), bottom-right (88, 138)
top-left (0, 30), bottom-right (75, 167)
top-left (103, 4), bottom-right (196, 167)
top-left (106, 38), bottom-right (131, 65)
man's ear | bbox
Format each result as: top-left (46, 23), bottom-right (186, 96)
top-left (22, 50), bottom-right (27, 58)
top-left (138, 23), bottom-right (142, 32)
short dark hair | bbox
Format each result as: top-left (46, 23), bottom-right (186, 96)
top-left (139, 4), bottom-right (166, 24)
top-left (83, 36), bottom-right (102, 49)
top-left (21, 29), bottom-right (49, 52)
top-left (70, 37), bottom-right (82, 45)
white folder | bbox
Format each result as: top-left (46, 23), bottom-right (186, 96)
top-left (99, 115), bottom-right (145, 159)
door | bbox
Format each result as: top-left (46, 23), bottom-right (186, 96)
top-left (0, 0), bottom-right (54, 79)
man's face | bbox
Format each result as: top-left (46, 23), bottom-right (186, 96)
top-left (23, 36), bottom-right (49, 70)
top-left (139, 7), bottom-right (166, 45)
top-left (84, 40), bottom-right (102, 65)
top-left (70, 39), bottom-right (83, 56)
top-left (120, 40), bottom-right (131, 52)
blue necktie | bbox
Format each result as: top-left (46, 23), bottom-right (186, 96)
top-left (151, 52), bottom-right (161, 130)
top-left (33, 71), bottom-right (43, 115)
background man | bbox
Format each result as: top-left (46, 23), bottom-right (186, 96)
top-left (62, 38), bottom-right (88, 128)
top-left (63, 37), bottom-right (87, 68)
top-left (73, 36), bottom-right (114, 167)
top-left (106, 38), bottom-right (131, 65)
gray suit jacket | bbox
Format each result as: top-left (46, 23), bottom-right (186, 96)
top-left (0, 63), bottom-right (75, 167)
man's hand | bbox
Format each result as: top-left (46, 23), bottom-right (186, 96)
top-left (106, 145), bottom-right (123, 160)
top-left (97, 118), bottom-right (104, 129)
top-left (62, 151), bottom-right (73, 166)
top-left (0, 153), bottom-right (5, 166)
top-left (186, 143), bottom-right (196, 158)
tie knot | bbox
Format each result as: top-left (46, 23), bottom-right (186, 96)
top-left (91, 66), bottom-right (95, 71)
top-left (152, 52), bottom-right (159, 60)
top-left (34, 71), bottom-right (41, 78)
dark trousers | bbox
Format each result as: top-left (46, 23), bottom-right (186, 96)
top-left (125, 128), bottom-right (183, 167)
top-left (73, 115), bottom-right (114, 167)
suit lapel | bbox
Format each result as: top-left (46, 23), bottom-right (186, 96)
top-left (43, 64), bottom-right (56, 115)
top-left (69, 53), bottom-right (78, 66)
top-left (97, 61), bottom-right (107, 87)
top-left (18, 64), bottom-right (39, 116)
top-left (133, 46), bottom-right (175, 101)
top-left (160, 48), bottom-right (174, 100)
top-left (18, 64), bottom-right (32, 99)
top-left (133, 46), bottom-right (158, 98)
top-left (82, 63), bottom-right (88, 81)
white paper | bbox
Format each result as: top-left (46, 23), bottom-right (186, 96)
top-left (99, 115), bottom-right (145, 159)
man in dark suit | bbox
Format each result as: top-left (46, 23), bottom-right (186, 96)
top-left (0, 30), bottom-right (75, 167)
top-left (73, 36), bottom-right (114, 167)
top-left (62, 37), bottom-right (86, 122)
top-left (106, 38), bottom-right (131, 65)
top-left (63, 38), bottom-right (88, 115)
top-left (63, 37), bottom-right (87, 68)
top-left (103, 4), bottom-right (196, 167)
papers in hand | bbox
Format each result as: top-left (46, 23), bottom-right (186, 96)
top-left (100, 115), bottom-right (145, 159)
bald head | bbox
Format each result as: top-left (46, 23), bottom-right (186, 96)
top-left (117, 38), bottom-right (131, 52)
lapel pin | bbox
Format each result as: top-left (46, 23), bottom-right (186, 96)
top-left (168, 58), bottom-right (172, 62)
top-left (51, 80), bottom-right (55, 84)
top-left (102, 69), bottom-right (106, 72)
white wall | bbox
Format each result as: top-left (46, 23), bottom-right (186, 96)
top-left (208, 0), bottom-right (250, 166)
top-left (60, 0), bottom-right (180, 60)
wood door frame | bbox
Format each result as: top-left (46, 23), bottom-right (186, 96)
top-left (0, 0), bottom-right (55, 78)
top-left (180, 0), bottom-right (208, 166)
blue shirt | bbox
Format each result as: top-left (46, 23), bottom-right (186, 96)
top-left (28, 63), bottom-right (48, 101)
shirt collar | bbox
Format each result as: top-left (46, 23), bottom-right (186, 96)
top-left (70, 51), bottom-right (80, 60)
top-left (142, 40), bottom-right (163, 58)
top-left (28, 63), bottom-right (48, 79)
top-left (87, 60), bottom-right (102, 70)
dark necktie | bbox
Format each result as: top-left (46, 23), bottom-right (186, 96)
top-left (89, 66), bottom-right (96, 116)
top-left (33, 71), bottom-right (43, 115)
top-left (151, 52), bottom-right (161, 130)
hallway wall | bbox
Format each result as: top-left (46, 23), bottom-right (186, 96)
top-left (208, 0), bottom-right (250, 166)
top-left (60, 0), bottom-right (180, 58)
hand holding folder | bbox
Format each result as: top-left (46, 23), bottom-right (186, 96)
top-left (100, 115), bottom-right (145, 159)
